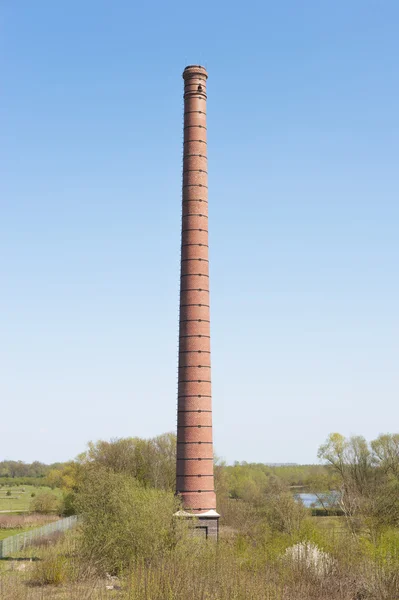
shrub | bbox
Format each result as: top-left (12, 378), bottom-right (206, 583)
top-left (284, 541), bottom-right (336, 577)
top-left (219, 498), bottom-right (270, 545)
top-left (61, 490), bottom-right (76, 516)
top-left (75, 466), bottom-right (188, 574)
top-left (311, 507), bottom-right (344, 517)
top-left (6, 490), bottom-right (11, 496)
top-left (30, 491), bottom-right (61, 514)
top-left (263, 477), bottom-right (307, 535)
top-left (30, 551), bottom-right (68, 586)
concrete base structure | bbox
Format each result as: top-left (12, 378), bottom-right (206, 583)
top-left (196, 516), bottom-right (219, 540)
top-left (175, 510), bottom-right (219, 540)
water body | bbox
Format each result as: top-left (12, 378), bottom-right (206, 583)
top-left (296, 493), bottom-right (321, 508)
top-left (295, 492), bottom-right (339, 508)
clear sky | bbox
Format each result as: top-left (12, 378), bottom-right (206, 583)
top-left (1, 1), bottom-right (398, 465)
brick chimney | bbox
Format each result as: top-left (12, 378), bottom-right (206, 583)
top-left (176, 65), bottom-right (219, 539)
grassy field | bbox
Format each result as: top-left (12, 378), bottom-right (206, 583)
top-left (0, 528), bottom-right (32, 541)
top-left (0, 485), bottom-right (60, 513)
top-left (312, 515), bottom-right (346, 532)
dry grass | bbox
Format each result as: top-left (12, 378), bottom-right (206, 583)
top-left (2, 551), bottom-right (397, 600)
top-left (0, 575), bottom-right (113, 599)
top-left (28, 530), bottom-right (65, 549)
top-left (0, 514), bottom-right (61, 542)
top-left (1, 520), bottom-right (399, 600)
top-left (0, 514), bottom-right (59, 530)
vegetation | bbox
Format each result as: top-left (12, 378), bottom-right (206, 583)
top-left (29, 491), bottom-right (63, 515)
top-left (318, 432), bottom-right (399, 537)
top-left (0, 514), bottom-right (59, 531)
top-left (0, 514), bottom-right (59, 542)
top-left (77, 433), bottom-right (177, 490)
top-left (2, 432), bottom-right (399, 598)
top-left (75, 466), bottom-right (187, 574)
top-left (0, 461), bottom-right (66, 480)
top-left (0, 485), bottom-right (61, 513)
top-left (2, 505), bottom-right (399, 599)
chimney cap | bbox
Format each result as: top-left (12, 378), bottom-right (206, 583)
top-left (183, 65), bottom-right (208, 80)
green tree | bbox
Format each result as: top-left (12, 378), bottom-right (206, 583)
top-left (318, 432), bottom-right (399, 537)
top-left (30, 491), bottom-right (61, 514)
top-left (305, 471), bottom-right (340, 514)
top-left (371, 434), bottom-right (399, 477)
top-left (262, 476), bottom-right (307, 535)
top-left (75, 466), bottom-right (187, 574)
top-left (79, 433), bottom-right (176, 491)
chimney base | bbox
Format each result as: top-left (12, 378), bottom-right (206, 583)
top-left (175, 510), bottom-right (220, 540)
top-left (195, 515), bottom-right (219, 540)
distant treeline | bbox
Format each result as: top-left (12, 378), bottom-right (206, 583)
top-left (228, 462), bottom-right (330, 489)
top-left (5, 432), bottom-right (399, 533)
top-left (0, 461), bottom-right (66, 479)
top-left (0, 477), bottom-right (56, 488)
top-left (0, 457), bottom-right (328, 489)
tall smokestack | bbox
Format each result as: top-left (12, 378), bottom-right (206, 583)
top-left (176, 65), bottom-right (219, 539)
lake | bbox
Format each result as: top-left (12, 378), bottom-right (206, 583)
top-left (294, 492), bottom-right (340, 508)
top-left (295, 492), bottom-right (340, 508)
top-left (296, 493), bottom-right (320, 507)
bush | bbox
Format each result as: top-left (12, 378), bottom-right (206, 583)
top-left (284, 541), bottom-right (336, 577)
top-left (262, 477), bottom-right (307, 535)
top-left (311, 507), bottom-right (344, 517)
top-left (219, 498), bottom-right (270, 544)
top-left (6, 490), bottom-right (11, 496)
top-left (75, 467), bottom-right (188, 574)
top-left (30, 551), bottom-right (68, 586)
top-left (61, 490), bottom-right (76, 516)
top-left (30, 491), bottom-right (61, 514)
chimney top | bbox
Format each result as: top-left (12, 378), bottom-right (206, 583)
top-left (183, 65), bottom-right (208, 80)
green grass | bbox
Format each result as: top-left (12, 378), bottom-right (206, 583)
top-left (313, 515), bottom-right (345, 532)
top-left (0, 527), bottom-right (36, 541)
top-left (0, 485), bottom-right (61, 512)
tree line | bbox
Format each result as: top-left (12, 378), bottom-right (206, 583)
top-left (0, 460), bottom-right (65, 479)
top-left (4, 431), bottom-right (399, 539)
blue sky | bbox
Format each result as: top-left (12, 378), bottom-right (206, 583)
top-left (1, 1), bottom-right (398, 464)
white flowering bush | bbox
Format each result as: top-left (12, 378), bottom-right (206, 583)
top-left (284, 541), bottom-right (335, 577)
